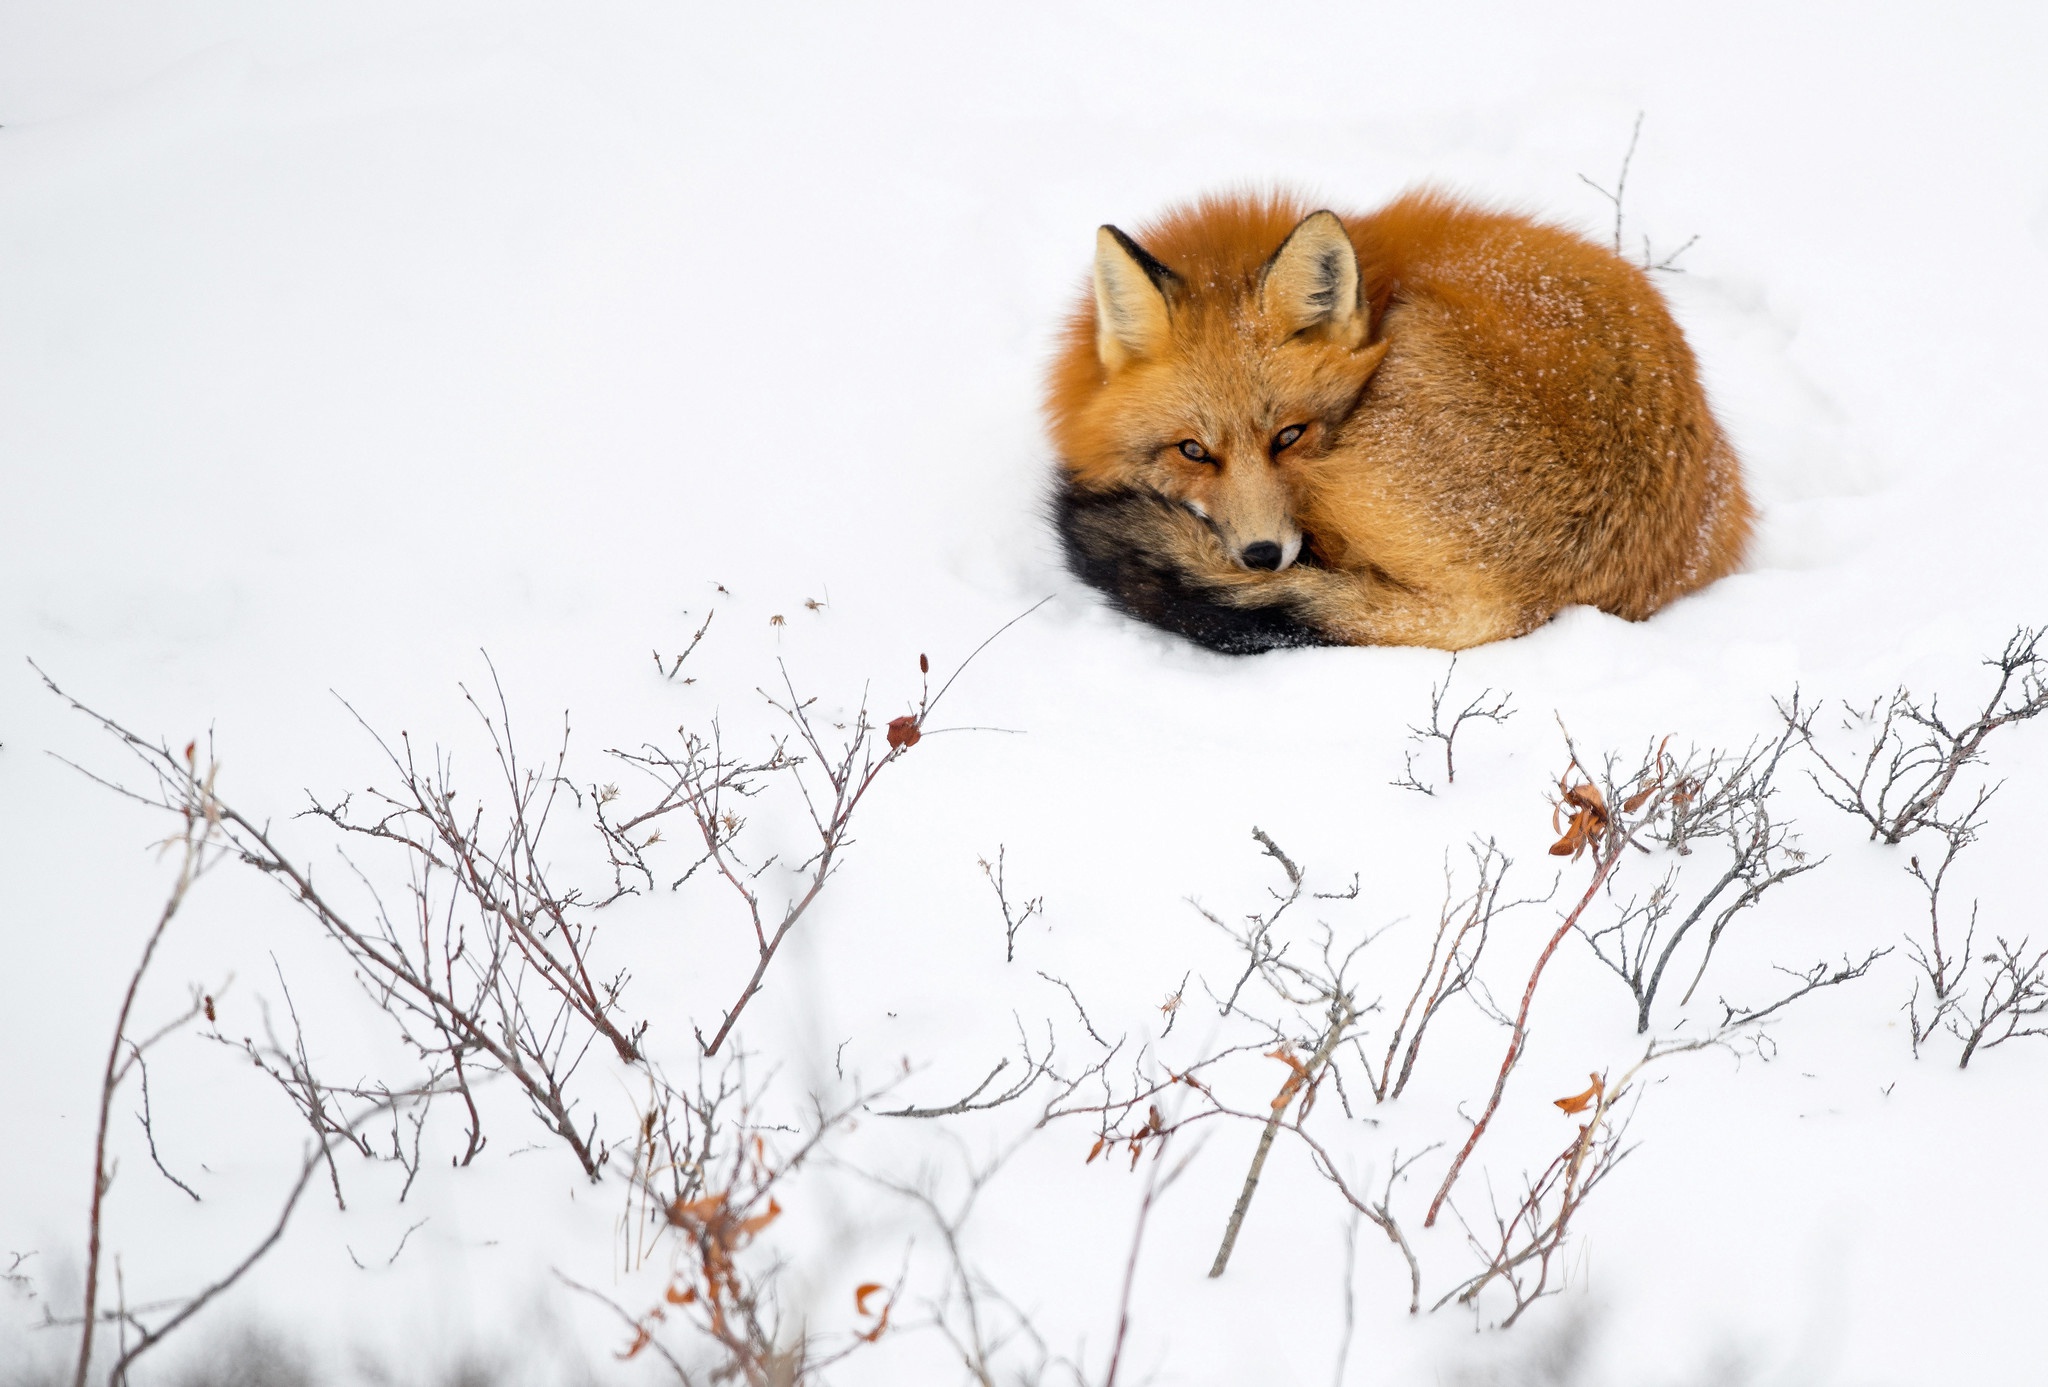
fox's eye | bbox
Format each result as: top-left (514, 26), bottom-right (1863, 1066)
top-left (1177, 439), bottom-right (1212, 463)
top-left (1272, 424), bottom-right (1306, 454)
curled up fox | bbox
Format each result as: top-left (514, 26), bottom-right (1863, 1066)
top-left (1047, 191), bottom-right (1753, 652)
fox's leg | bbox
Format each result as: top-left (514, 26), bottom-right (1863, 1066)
top-left (1225, 560), bottom-right (1532, 650)
top-left (1058, 484), bottom-right (1529, 651)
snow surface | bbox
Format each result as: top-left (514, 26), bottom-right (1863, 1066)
top-left (5, 4), bottom-right (2048, 1384)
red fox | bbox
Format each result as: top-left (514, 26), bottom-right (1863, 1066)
top-left (1047, 191), bottom-right (1753, 652)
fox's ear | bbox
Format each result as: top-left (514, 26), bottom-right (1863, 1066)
top-left (1094, 226), bottom-right (1177, 370)
top-left (1261, 211), bottom-right (1367, 348)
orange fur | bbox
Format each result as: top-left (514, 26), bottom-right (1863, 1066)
top-left (1047, 190), bottom-right (1754, 650)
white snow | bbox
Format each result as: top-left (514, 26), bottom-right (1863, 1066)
top-left (5, 4), bottom-right (2048, 1385)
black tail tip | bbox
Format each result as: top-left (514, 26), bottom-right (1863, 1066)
top-left (1051, 480), bottom-right (1330, 655)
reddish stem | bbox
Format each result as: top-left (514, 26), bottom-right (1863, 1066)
top-left (76, 823), bottom-right (198, 1387)
top-left (1424, 848), bottom-right (1618, 1228)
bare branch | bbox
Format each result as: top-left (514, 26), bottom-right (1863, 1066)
top-left (554, 1271), bottom-right (701, 1386)
top-left (1577, 111), bottom-right (1643, 255)
top-left (1573, 715), bottom-right (1826, 1033)
top-left (655, 609), bottom-right (717, 683)
top-left (1373, 840), bottom-right (1537, 1102)
top-left (980, 846), bottom-right (1044, 964)
top-left (104, 1097), bottom-right (406, 1387)
top-left (880, 1019), bottom-right (1057, 1118)
top-left (1574, 111), bottom-right (1698, 273)
top-left (1426, 730), bottom-right (1699, 1226)
top-left (58, 721), bottom-right (227, 1387)
top-left (1105, 1138), bottom-right (1199, 1387)
top-left (1718, 950), bottom-right (1891, 1029)
top-left (130, 1045), bottom-right (200, 1204)
top-left (1390, 656), bottom-right (1514, 794)
top-left (1792, 627), bottom-right (2048, 845)
top-left (1208, 989), bottom-right (1358, 1278)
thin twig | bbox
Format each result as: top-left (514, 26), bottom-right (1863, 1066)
top-left (1104, 1138), bottom-right (1198, 1387)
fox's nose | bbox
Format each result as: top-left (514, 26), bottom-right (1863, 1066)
top-left (1242, 541), bottom-right (1284, 571)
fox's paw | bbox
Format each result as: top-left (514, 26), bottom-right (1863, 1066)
top-left (1053, 482), bottom-right (1331, 654)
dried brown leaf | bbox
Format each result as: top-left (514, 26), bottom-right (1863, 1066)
top-left (859, 1299), bottom-right (892, 1343)
top-left (737, 1198), bottom-right (782, 1238)
top-left (1553, 1072), bottom-right (1604, 1115)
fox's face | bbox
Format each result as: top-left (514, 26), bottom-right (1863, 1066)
top-left (1048, 207), bottom-right (1390, 572)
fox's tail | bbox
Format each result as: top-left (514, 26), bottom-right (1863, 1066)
top-left (1053, 483), bottom-right (1330, 655)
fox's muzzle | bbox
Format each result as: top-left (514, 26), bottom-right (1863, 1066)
top-left (1237, 532), bottom-right (1302, 572)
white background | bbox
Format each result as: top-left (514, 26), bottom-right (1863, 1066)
top-left (5, 4), bottom-right (2048, 1384)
